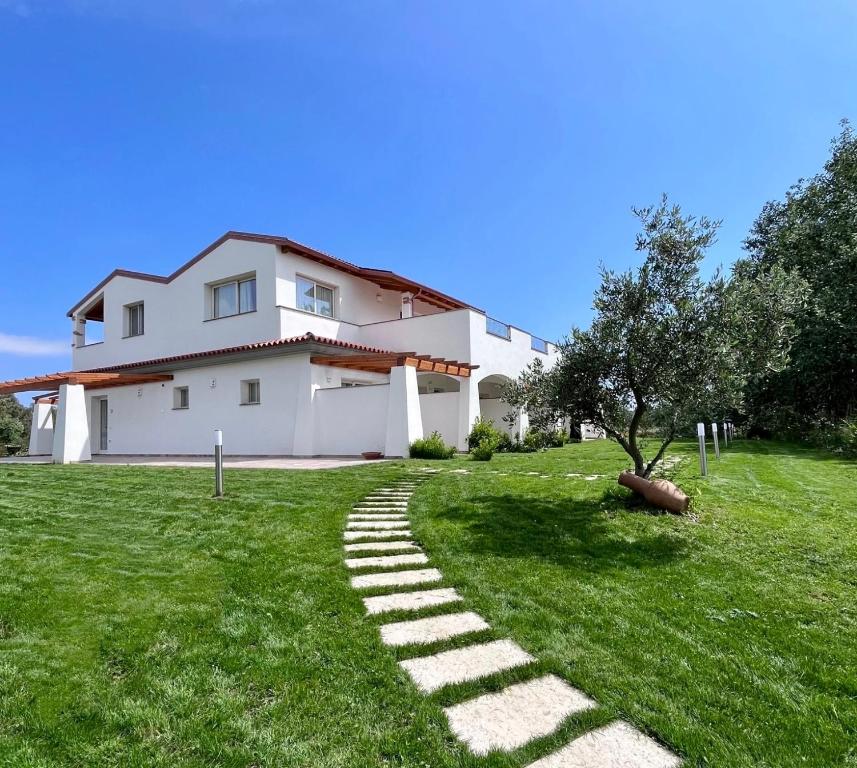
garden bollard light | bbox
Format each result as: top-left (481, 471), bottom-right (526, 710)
top-left (711, 422), bottom-right (720, 459)
top-left (214, 429), bottom-right (224, 498)
top-left (697, 422), bottom-right (707, 476)
top-left (722, 421), bottom-right (729, 447)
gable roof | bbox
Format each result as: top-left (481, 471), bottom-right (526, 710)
top-left (67, 231), bottom-right (478, 317)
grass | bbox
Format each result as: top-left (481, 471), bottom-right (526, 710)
top-left (0, 440), bottom-right (855, 766)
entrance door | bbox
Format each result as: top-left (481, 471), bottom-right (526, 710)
top-left (99, 399), bottom-right (108, 451)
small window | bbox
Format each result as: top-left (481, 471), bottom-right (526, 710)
top-left (296, 276), bottom-right (335, 318)
top-left (126, 302), bottom-right (144, 337)
top-left (212, 276), bottom-right (256, 319)
top-left (241, 379), bottom-right (260, 405)
top-left (173, 386), bottom-right (189, 409)
top-left (531, 336), bottom-right (548, 353)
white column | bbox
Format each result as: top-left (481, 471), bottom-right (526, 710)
top-left (400, 292), bottom-right (414, 319)
top-left (52, 383), bottom-right (91, 463)
top-left (517, 407), bottom-right (529, 440)
top-left (292, 361), bottom-right (316, 456)
top-left (385, 364), bottom-right (422, 457)
top-left (456, 375), bottom-right (480, 451)
top-left (28, 400), bottom-right (55, 455)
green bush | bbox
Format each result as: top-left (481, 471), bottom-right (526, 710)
top-left (467, 417), bottom-right (502, 451)
top-left (409, 431), bottom-right (456, 459)
top-left (471, 434), bottom-right (499, 461)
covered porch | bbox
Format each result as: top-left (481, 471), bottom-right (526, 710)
top-left (0, 372), bottom-right (173, 463)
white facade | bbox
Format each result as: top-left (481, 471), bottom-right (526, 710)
top-left (27, 232), bottom-right (559, 460)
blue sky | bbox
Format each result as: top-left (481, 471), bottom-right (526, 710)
top-left (2, 0), bottom-right (856, 392)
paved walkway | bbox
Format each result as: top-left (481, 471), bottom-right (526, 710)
top-left (0, 455), bottom-right (386, 470)
top-left (343, 471), bottom-right (683, 765)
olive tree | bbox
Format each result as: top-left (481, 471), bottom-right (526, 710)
top-left (506, 198), bottom-right (731, 477)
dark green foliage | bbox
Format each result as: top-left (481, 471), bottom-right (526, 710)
top-left (0, 395), bottom-right (30, 453)
top-left (738, 121), bottom-right (857, 435)
top-left (409, 431), bottom-right (456, 459)
top-left (470, 438), bottom-right (498, 461)
top-left (466, 416), bottom-right (500, 452)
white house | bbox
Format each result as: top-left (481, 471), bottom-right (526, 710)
top-left (1, 232), bottom-right (559, 462)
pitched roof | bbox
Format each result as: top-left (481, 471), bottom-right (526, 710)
top-left (83, 332), bottom-right (404, 373)
top-left (68, 231), bottom-right (478, 317)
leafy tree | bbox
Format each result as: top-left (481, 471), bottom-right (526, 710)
top-left (506, 198), bottom-right (731, 478)
top-left (0, 394), bottom-right (31, 450)
top-left (739, 121), bottom-right (857, 432)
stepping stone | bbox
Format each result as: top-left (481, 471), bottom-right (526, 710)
top-left (380, 611), bottom-right (489, 647)
top-left (352, 568), bottom-right (442, 590)
top-left (349, 514), bottom-right (408, 520)
top-left (524, 721), bottom-right (682, 768)
top-left (357, 501), bottom-right (408, 506)
top-left (344, 529), bottom-right (413, 541)
top-left (444, 674), bottom-right (596, 755)
top-left (363, 587), bottom-right (462, 615)
top-left (353, 507), bottom-right (409, 512)
top-left (347, 521), bottom-right (410, 530)
top-left (344, 552), bottom-right (428, 570)
top-left (399, 639), bottom-right (534, 694)
top-left (365, 494), bottom-right (411, 498)
top-left (344, 540), bottom-right (420, 552)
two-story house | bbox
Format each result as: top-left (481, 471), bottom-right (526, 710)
top-left (1, 232), bottom-right (558, 462)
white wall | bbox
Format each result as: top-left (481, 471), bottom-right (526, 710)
top-left (72, 239), bottom-right (282, 370)
top-left (85, 355), bottom-right (305, 455)
top-left (314, 384), bottom-right (389, 455)
top-left (420, 391), bottom-right (459, 447)
top-left (480, 397), bottom-right (517, 437)
top-left (359, 310), bottom-right (474, 361)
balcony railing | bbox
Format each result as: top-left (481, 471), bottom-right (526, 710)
top-left (485, 316), bottom-right (511, 340)
top-left (530, 335), bottom-right (548, 353)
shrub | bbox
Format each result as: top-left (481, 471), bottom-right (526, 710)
top-left (495, 431), bottom-right (514, 453)
top-left (471, 434), bottom-right (499, 461)
top-left (467, 417), bottom-right (502, 451)
top-left (409, 431), bottom-right (456, 459)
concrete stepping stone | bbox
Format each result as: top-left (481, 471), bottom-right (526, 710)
top-left (356, 500), bottom-right (408, 506)
top-left (399, 638), bottom-right (535, 694)
top-left (344, 552), bottom-right (428, 570)
top-left (343, 529), bottom-right (413, 541)
top-left (347, 520), bottom-right (410, 530)
top-left (365, 494), bottom-right (411, 498)
top-left (380, 611), bottom-right (489, 647)
top-left (352, 568), bottom-right (443, 590)
top-left (353, 507), bottom-right (410, 512)
top-left (525, 721), bottom-right (682, 768)
top-left (349, 514), bottom-right (408, 520)
top-left (444, 674), bottom-right (596, 755)
top-left (363, 587), bottom-right (462, 615)
top-left (344, 541), bottom-right (420, 552)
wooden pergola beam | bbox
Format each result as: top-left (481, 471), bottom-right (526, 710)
top-left (0, 372), bottom-right (173, 395)
top-left (311, 353), bottom-right (475, 378)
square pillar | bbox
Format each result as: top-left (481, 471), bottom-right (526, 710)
top-left (28, 400), bottom-right (55, 455)
top-left (292, 361), bottom-right (316, 456)
top-left (457, 375), bottom-right (480, 451)
top-left (52, 383), bottom-right (91, 463)
top-left (385, 365), bottom-right (422, 458)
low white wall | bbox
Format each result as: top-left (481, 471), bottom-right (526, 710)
top-left (314, 384), bottom-right (389, 456)
top-left (420, 391), bottom-right (459, 447)
top-left (480, 397), bottom-right (516, 437)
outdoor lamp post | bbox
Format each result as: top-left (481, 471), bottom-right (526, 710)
top-left (214, 429), bottom-right (224, 498)
top-left (697, 422), bottom-right (707, 476)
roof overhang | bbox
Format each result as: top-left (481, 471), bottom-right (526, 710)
top-left (0, 372), bottom-right (173, 395)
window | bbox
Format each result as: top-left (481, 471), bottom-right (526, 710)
top-left (486, 317), bottom-right (511, 340)
top-left (296, 276), bottom-right (335, 318)
top-left (173, 386), bottom-right (189, 410)
top-left (212, 276), bottom-right (256, 319)
top-left (241, 379), bottom-right (260, 405)
top-left (126, 302), bottom-right (144, 337)
top-left (531, 336), bottom-right (548, 353)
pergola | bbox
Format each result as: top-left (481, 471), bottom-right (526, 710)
top-left (309, 353), bottom-right (476, 377)
top-left (0, 371), bottom-right (173, 395)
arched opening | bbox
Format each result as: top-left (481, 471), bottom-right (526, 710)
top-left (416, 373), bottom-right (460, 394)
top-left (478, 374), bottom-right (520, 438)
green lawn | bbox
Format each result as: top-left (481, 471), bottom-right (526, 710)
top-left (0, 440), bottom-right (855, 767)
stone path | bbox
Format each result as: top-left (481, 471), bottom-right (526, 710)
top-left (342, 471), bottom-right (682, 765)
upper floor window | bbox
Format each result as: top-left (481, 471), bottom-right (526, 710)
top-left (211, 276), bottom-right (257, 319)
top-left (125, 302), bottom-right (144, 337)
top-left (297, 276), bottom-right (334, 318)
